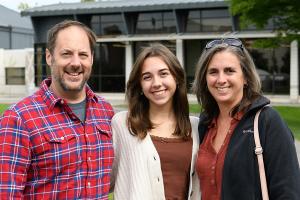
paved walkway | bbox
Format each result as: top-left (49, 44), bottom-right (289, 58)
top-left (296, 140), bottom-right (300, 164)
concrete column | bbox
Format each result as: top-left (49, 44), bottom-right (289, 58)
top-left (176, 39), bottom-right (184, 67)
top-left (0, 49), bottom-right (4, 86)
top-left (25, 49), bottom-right (35, 95)
top-left (290, 40), bottom-right (299, 102)
top-left (125, 42), bottom-right (133, 84)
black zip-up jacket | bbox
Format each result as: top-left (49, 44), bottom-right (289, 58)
top-left (198, 96), bottom-right (300, 200)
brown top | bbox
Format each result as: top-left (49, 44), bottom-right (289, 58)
top-left (196, 112), bottom-right (243, 200)
top-left (151, 135), bottom-right (193, 200)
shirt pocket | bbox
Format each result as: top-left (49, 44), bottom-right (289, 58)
top-left (96, 122), bottom-right (112, 139)
top-left (35, 128), bottom-right (80, 173)
top-left (95, 122), bottom-right (114, 168)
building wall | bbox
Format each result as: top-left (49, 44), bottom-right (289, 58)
top-left (0, 48), bottom-right (34, 96)
top-left (0, 26), bottom-right (33, 49)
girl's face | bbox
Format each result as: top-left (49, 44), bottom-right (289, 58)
top-left (140, 56), bottom-right (177, 110)
top-left (206, 51), bottom-right (246, 109)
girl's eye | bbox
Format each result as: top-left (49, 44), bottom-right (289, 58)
top-left (161, 72), bottom-right (169, 77)
top-left (142, 75), bottom-right (151, 81)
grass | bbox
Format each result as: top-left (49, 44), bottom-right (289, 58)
top-left (0, 104), bottom-right (9, 114)
top-left (1, 103), bottom-right (299, 140)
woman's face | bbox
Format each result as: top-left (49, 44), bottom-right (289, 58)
top-left (206, 51), bottom-right (246, 109)
top-left (140, 56), bottom-right (177, 110)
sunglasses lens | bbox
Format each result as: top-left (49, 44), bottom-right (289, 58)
top-left (205, 38), bottom-right (243, 50)
top-left (225, 38), bottom-right (242, 47)
top-left (205, 40), bottom-right (222, 49)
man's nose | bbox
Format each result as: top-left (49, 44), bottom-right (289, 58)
top-left (70, 54), bottom-right (81, 67)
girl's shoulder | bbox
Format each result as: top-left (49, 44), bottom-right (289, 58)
top-left (112, 111), bottom-right (128, 122)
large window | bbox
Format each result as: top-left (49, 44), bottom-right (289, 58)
top-left (91, 14), bottom-right (126, 36)
top-left (89, 42), bottom-right (125, 92)
top-left (34, 44), bottom-right (49, 86)
top-left (5, 67), bottom-right (25, 85)
top-left (184, 40), bottom-right (208, 90)
top-left (136, 12), bottom-right (176, 34)
top-left (186, 9), bottom-right (232, 33)
top-left (246, 39), bottom-right (290, 94)
top-left (133, 41), bottom-right (176, 60)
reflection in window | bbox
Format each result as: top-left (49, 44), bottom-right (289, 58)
top-left (91, 14), bottom-right (125, 36)
top-left (5, 68), bottom-right (25, 85)
top-left (186, 9), bottom-right (232, 32)
top-left (134, 41), bottom-right (176, 59)
top-left (136, 12), bottom-right (176, 34)
top-left (248, 43), bottom-right (290, 94)
top-left (34, 44), bottom-right (49, 86)
top-left (89, 43), bottom-right (125, 92)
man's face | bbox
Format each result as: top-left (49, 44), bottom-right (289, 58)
top-left (46, 25), bottom-right (93, 99)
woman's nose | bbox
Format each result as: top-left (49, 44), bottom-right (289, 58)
top-left (217, 73), bottom-right (226, 83)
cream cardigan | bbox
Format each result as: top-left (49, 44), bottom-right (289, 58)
top-left (110, 111), bottom-right (201, 200)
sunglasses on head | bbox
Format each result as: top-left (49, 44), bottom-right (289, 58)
top-left (205, 38), bottom-right (244, 50)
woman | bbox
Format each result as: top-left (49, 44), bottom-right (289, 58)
top-left (110, 43), bottom-right (200, 199)
top-left (193, 38), bottom-right (300, 199)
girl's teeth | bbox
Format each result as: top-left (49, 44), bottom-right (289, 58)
top-left (154, 90), bottom-right (164, 95)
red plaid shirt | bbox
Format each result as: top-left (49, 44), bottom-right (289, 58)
top-left (0, 78), bottom-right (114, 199)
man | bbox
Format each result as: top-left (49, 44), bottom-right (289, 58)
top-left (0, 20), bottom-right (114, 199)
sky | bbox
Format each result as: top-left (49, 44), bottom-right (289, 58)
top-left (0, 0), bottom-right (79, 12)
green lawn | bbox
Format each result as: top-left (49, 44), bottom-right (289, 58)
top-left (189, 104), bottom-right (300, 140)
top-left (0, 104), bottom-right (9, 114)
top-left (1, 103), bottom-right (299, 140)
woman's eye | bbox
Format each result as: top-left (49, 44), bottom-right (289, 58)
top-left (225, 68), bottom-right (235, 74)
top-left (208, 70), bottom-right (217, 75)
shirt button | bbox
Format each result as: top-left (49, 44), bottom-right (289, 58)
top-left (157, 177), bottom-right (160, 182)
top-left (211, 180), bottom-right (215, 184)
top-left (61, 100), bottom-right (64, 104)
top-left (211, 166), bottom-right (215, 170)
top-left (88, 157), bottom-right (91, 161)
top-left (153, 156), bottom-right (156, 161)
top-left (88, 182), bottom-right (91, 187)
top-left (61, 136), bottom-right (64, 140)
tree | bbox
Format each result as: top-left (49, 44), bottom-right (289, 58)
top-left (229, 0), bottom-right (300, 47)
top-left (18, 2), bottom-right (30, 11)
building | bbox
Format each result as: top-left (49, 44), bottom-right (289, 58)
top-left (22, 0), bottom-right (299, 102)
top-left (0, 5), bottom-right (34, 97)
top-left (0, 5), bottom-right (34, 49)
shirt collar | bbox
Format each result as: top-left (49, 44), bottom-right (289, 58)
top-left (208, 110), bottom-right (244, 128)
top-left (40, 78), bottom-right (98, 110)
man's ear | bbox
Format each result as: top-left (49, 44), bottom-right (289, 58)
top-left (45, 49), bottom-right (52, 66)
